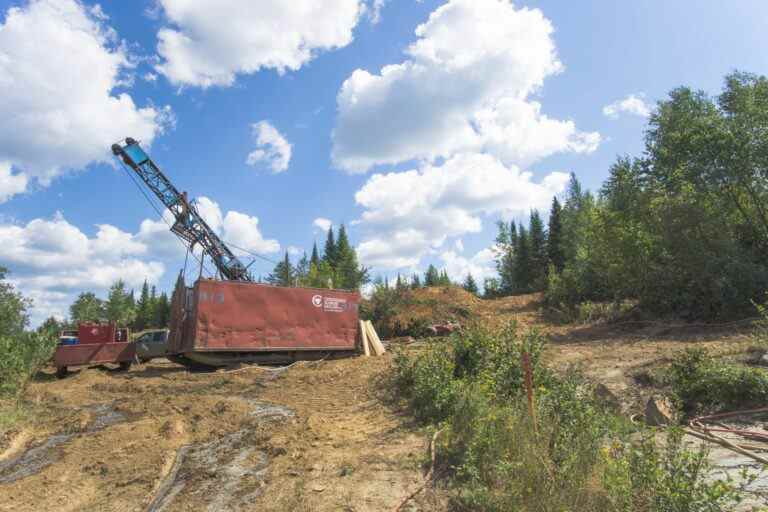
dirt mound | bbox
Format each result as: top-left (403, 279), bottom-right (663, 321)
top-left (385, 286), bottom-right (480, 335)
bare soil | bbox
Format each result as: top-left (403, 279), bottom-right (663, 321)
top-left (0, 292), bottom-right (760, 511)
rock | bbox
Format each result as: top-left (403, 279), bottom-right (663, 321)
top-left (312, 485), bottom-right (325, 492)
top-left (760, 352), bottom-right (768, 366)
top-left (645, 396), bottom-right (676, 426)
top-left (594, 383), bottom-right (621, 411)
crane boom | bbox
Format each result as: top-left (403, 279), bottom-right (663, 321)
top-left (112, 137), bottom-right (252, 282)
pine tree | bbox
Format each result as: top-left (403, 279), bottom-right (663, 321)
top-left (310, 242), bottom-right (321, 268)
top-left (424, 264), bottom-right (439, 287)
top-left (529, 210), bottom-right (547, 289)
top-left (411, 274), bottom-right (422, 289)
top-left (548, 196), bottom-right (565, 272)
top-left (323, 226), bottom-right (337, 268)
top-left (463, 273), bottom-right (478, 295)
top-left (266, 252), bottom-right (295, 287)
top-left (513, 225), bottom-right (532, 292)
top-left (438, 269), bottom-right (451, 286)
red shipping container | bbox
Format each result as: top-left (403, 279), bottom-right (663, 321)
top-left (169, 278), bottom-right (360, 355)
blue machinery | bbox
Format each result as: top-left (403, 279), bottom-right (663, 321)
top-left (112, 138), bottom-right (252, 282)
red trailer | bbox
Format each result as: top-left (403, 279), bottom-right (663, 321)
top-left (54, 323), bottom-right (135, 378)
top-left (168, 277), bottom-right (361, 367)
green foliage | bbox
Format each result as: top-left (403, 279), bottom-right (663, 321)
top-left (267, 251), bottom-right (295, 286)
top-left (603, 429), bottom-right (744, 512)
top-left (391, 324), bottom-right (741, 511)
top-left (548, 197), bottom-right (565, 273)
top-left (0, 331), bottom-right (57, 398)
top-left (666, 348), bottom-right (768, 415)
top-left (462, 273), bottom-right (478, 295)
top-left (424, 264), bottom-right (440, 287)
top-left (70, 291), bottom-right (104, 324)
top-left (544, 72), bottom-right (768, 320)
top-left (105, 280), bottom-right (135, 325)
top-left (0, 268), bottom-right (56, 400)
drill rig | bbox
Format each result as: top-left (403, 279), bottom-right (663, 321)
top-left (112, 138), bottom-right (360, 367)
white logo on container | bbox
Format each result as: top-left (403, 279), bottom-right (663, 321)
top-left (312, 295), bottom-right (323, 307)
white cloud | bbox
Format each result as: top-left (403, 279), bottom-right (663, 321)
top-left (155, 0), bottom-right (366, 88)
top-left (246, 121), bottom-right (292, 173)
top-left (0, 0), bottom-right (171, 200)
top-left (313, 217), bottom-right (333, 232)
top-left (0, 212), bottom-right (165, 325)
top-left (440, 247), bottom-right (496, 284)
top-left (287, 246), bottom-right (303, 256)
top-left (355, 153), bottom-right (568, 269)
top-left (454, 239), bottom-right (464, 252)
top-left (194, 196), bottom-right (280, 255)
top-left (0, 162), bottom-right (28, 203)
top-left (366, 0), bottom-right (389, 23)
top-left (332, 0), bottom-right (600, 173)
top-left (603, 93), bottom-right (651, 119)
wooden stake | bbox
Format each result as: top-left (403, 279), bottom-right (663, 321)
top-left (359, 320), bottom-right (370, 356)
top-left (522, 351), bottom-right (537, 433)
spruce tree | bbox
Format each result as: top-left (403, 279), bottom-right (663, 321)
top-left (334, 224), bottom-right (368, 289)
top-left (323, 226), bottom-right (337, 268)
top-left (135, 280), bottom-right (151, 331)
top-left (513, 226), bottom-right (531, 292)
top-left (310, 242), bottom-right (321, 268)
top-left (548, 196), bottom-right (565, 272)
top-left (411, 274), bottom-right (422, 289)
top-left (266, 252), bottom-right (295, 287)
top-left (463, 273), bottom-right (478, 294)
top-left (529, 210), bottom-right (547, 289)
top-left (424, 264), bottom-right (439, 287)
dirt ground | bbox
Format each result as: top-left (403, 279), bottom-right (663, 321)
top-left (0, 293), bottom-right (761, 511)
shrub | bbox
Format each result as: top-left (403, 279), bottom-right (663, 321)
top-left (391, 325), bottom-right (744, 511)
top-left (603, 428), bottom-right (744, 512)
top-left (0, 331), bottom-right (57, 399)
top-left (666, 348), bottom-right (768, 415)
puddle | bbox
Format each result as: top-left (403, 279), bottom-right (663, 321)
top-left (146, 401), bottom-right (294, 512)
top-left (0, 403), bottom-right (127, 485)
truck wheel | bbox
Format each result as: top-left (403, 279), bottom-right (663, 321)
top-left (119, 361), bottom-right (132, 371)
top-left (55, 366), bottom-right (68, 379)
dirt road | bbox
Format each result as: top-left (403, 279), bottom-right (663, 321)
top-left (0, 293), bottom-right (758, 511)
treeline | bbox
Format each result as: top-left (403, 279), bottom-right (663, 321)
top-left (40, 279), bottom-right (171, 333)
top-left (493, 71), bottom-right (768, 320)
top-left (265, 224), bottom-right (369, 290)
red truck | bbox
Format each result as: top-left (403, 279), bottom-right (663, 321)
top-left (54, 323), bottom-right (135, 378)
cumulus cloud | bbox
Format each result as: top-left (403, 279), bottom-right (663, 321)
top-left (603, 93), bottom-right (651, 119)
top-left (313, 217), bottom-right (333, 232)
top-left (332, 0), bottom-right (600, 173)
top-left (246, 121), bottom-right (292, 173)
top-left (194, 196), bottom-right (280, 255)
top-left (354, 153), bottom-right (569, 269)
top-left (0, 0), bottom-right (171, 200)
top-left (0, 162), bottom-right (28, 203)
top-left (440, 247), bottom-right (497, 284)
top-left (155, 0), bottom-right (366, 88)
top-left (0, 212), bottom-right (164, 325)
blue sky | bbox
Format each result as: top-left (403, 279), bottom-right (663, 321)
top-left (1, 0), bottom-right (766, 324)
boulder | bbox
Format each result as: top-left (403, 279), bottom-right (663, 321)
top-left (645, 396), bottom-right (677, 426)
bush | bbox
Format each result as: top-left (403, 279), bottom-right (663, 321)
top-left (603, 428), bottom-right (744, 512)
top-left (0, 331), bottom-right (57, 399)
top-left (391, 325), bottom-right (744, 511)
top-left (666, 348), bottom-right (768, 415)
